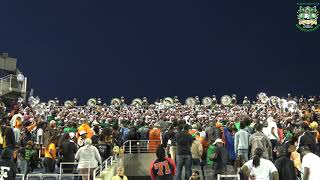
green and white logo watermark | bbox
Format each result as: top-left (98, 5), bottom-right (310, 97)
top-left (296, 6), bottom-right (319, 32)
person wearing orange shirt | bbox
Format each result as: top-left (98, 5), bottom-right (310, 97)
top-left (148, 123), bottom-right (162, 152)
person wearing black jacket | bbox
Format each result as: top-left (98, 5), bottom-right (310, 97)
top-left (163, 126), bottom-right (175, 148)
top-left (96, 135), bottom-right (112, 161)
top-left (175, 124), bottom-right (193, 180)
top-left (60, 134), bottom-right (77, 173)
top-left (275, 146), bottom-right (297, 180)
top-left (163, 126), bottom-right (176, 159)
top-left (3, 127), bottom-right (15, 150)
top-left (91, 125), bottom-right (100, 145)
top-left (0, 148), bottom-right (16, 180)
top-left (298, 122), bottom-right (318, 155)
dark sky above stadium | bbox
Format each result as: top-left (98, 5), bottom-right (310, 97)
top-left (0, 1), bottom-right (318, 103)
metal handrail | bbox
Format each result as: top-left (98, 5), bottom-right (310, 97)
top-left (59, 161), bottom-right (91, 180)
top-left (0, 74), bottom-right (27, 95)
top-left (93, 155), bottom-right (116, 180)
top-left (26, 173), bottom-right (90, 180)
top-left (16, 174), bottom-right (25, 180)
top-left (217, 174), bottom-right (240, 180)
top-left (123, 140), bottom-right (162, 154)
top-left (0, 74), bottom-right (13, 80)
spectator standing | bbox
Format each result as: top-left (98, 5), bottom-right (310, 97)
top-left (13, 116), bottom-right (22, 144)
top-left (44, 136), bottom-right (57, 173)
top-left (274, 146), bottom-right (296, 180)
top-left (300, 145), bottom-right (320, 180)
top-left (138, 123), bottom-right (149, 148)
top-left (60, 133), bottom-right (77, 173)
top-left (266, 114), bottom-right (280, 160)
top-left (0, 148), bottom-right (16, 180)
top-left (210, 139), bottom-right (228, 180)
top-left (148, 123), bottom-right (162, 152)
top-left (250, 123), bottom-right (272, 160)
top-left (150, 145), bottom-right (176, 180)
top-left (3, 127), bottom-right (15, 151)
top-left (127, 126), bottom-right (140, 152)
top-left (75, 138), bottom-right (102, 180)
top-left (163, 126), bottom-right (176, 160)
top-left (241, 148), bottom-right (279, 180)
top-left (234, 121), bottom-right (250, 161)
top-left (191, 133), bottom-right (203, 175)
top-left (17, 140), bottom-right (35, 174)
top-left (175, 125), bottom-right (193, 180)
top-left (206, 140), bottom-right (216, 166)
top-left (223, 125), bottom-right (236, 163)
top-left (96, 132), bottom-right (113, 162)
top-left (298, 122), bottom-right (318, 155)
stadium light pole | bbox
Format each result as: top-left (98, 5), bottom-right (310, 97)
top-left (17, 72), bottom-right (25, 90)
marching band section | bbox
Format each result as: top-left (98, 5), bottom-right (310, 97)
top-left (0, 53), bottom-right (320, 180)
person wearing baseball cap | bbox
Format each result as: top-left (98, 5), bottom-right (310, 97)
top-left (210, 138), bottom-right (228, 179)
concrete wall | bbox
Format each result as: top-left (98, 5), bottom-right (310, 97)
top-left (124, 153), bottom-right (156, 177)
top-left (0, 56), bottom-right (17, 72)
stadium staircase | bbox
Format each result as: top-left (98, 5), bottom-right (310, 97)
top-left (93, 140), bottom-right (242, 180)
top-left (94, 155), bottom-right (122, 180)
top-left (94, 140), bottom-right (159, 180)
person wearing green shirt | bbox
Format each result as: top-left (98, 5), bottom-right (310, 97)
top-left (206, 143), bottom-right (216, 165)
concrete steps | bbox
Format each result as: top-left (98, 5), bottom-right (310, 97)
top-left (95, 160), bottom-right (120, 180)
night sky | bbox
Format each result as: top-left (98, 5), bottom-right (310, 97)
top-left (0, 1), bottom-right (319, 104)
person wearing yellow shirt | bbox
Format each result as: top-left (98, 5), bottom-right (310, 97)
top-left (0, 127), bottom-right (3, 153)
top-left (44, 137), bottom-right (57, 173)
top-left (112, 167), bottom-right (128, 180)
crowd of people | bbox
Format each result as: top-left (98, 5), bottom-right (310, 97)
top-left (0, 94), bottom-right (319, 180)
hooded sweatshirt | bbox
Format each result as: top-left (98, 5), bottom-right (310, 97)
top-left (75, 144), bottom-right (102, 169)
top-left (0, 149), bottom-right (16, 180)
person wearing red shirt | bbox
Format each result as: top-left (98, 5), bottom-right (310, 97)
top-left (150, 145), bottom-right (176, 180)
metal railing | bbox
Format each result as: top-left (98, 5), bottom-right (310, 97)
top-left (59, 161), bottom-right (91, 180)
top-left (24, 161), bottom-right (92, 180)
top-left (0, 74), bottom-right (27, 95)
top-left (93, 155), bottom-right (116, 179)
top-left (26, 173), bottom-right (90, 180)
top-left (26, 173), bottom-right (58, 180)
top-left (123, 140), bottom-right (162, 154)
top-left (217, 174), bottom-right (240, 180)
top-left (16, 174), bottom-right (25, 180)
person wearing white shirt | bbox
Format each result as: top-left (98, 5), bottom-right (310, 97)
top-left (241, 148), bottom-right (279, 180)
top-left (75, 138), bottom-right (102, 180)
top-left (36, 127), bottom-right (44, 145)
top-left (235, 121), bottom-right (250, 161)
top-left (265, 114), bottom-right (279, 160)
top-left (300, 146), bottom-right (320, 180)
